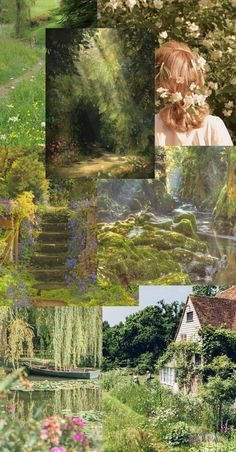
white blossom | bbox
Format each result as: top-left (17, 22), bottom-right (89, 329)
top-left (169, 92), bottom-right (183, 103)
top-left (8, 116), bottom-right (19, 122)
top-left (153, 0), bottom-right (163, 9)
top-left (223, 109), bottom-right (232, 117)
top-left (208, 81), bottom-right (218, 90)
top-left (224, 101), bottom-right (234, 109)
top-left (160, 31), bottom-right (168, 39)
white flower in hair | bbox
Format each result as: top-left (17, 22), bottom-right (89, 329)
top-left (189, 82), bottom-right (197, 91)
top-left (193, 93), bottom-right (207, 106)
top-left (169, 92), bottom-right (183, 103)
top-left (156, 87), bottom-right (169, 98)
top-left (176, 76), bottom-right (185, 84)
top-left (184, 96), bottom-right (194, 108)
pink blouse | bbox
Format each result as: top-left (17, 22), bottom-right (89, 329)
top-left (155, 114), bottom-right (233, 146)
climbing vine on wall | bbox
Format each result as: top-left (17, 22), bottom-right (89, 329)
top-left (156, 341), bottom-right (201, 392)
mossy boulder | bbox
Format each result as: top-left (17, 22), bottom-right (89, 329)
top-left (146, 272), bottom-right (192, 285)
top-left (174, 212), bottom-right (197, 231)
top-left (172, 219), bottom-right (198, 240)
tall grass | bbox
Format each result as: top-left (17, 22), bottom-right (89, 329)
top-left (0, 38), bottom-right (38, 85)
top-left (30, 0), bottom-right (60, 16)
top-left (103, 393), bottom-right (165, 452)
top-left (0, 69), bottom-right (45, 147)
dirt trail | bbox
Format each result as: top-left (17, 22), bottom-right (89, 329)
top-left (50, 153), bottom-right (138, 178)
top-left (0, 59), bottom-right (44, 98)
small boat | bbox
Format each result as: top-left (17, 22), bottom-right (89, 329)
top-left (27, 365), bottom-right (100, 379)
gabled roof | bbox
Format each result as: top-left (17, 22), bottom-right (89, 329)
top-left (189, 294), bottom-right (236, 331)
top-left (215, 286), bottom-right (236, 300)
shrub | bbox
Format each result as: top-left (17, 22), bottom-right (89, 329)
top-left (165, 421), bottom-right (192, 446)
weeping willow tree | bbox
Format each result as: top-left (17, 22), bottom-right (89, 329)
top-left (0, 307), bottom-right (102, 370)
top-left (52, 307), bottom-right (102, 370)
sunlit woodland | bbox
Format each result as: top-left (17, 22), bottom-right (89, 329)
top-left (46, 28), bottom-right (154, 178)
top-left (98, 147), bottom-right (236, 287)
top-left (0, 306), bottom-right (102, 450)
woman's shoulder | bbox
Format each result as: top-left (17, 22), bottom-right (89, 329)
top-left (203, 115), bottom-right (233, 145)
top-left (204, 114), bottom-right (226, 127)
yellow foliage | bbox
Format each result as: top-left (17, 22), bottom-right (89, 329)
top-left (12, 191), bottom-right (37, 224)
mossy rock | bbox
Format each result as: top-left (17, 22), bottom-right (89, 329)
top-left (174, 212), bottom-right (197, 231)
top-left (169, 249), bottom-right (218, 277)
top-left (172, 219), bottom-right (199, 240)
top-left (98, 232), bottom-right (126, 247)
top-left (144, 272), bottom-right (192, 285)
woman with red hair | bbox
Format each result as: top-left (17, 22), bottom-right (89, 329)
top-left (155, 41), bottom-right (233, 146)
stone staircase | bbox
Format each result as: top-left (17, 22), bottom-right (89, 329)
top-left (31, 210), bottom-right (70, 295)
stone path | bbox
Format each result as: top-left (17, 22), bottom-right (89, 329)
top-left (0, 59), bottom-right (44, 99)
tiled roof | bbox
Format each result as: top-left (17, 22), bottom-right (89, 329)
top-left (189, 295), bottom-right (236, 331)
top-left (215, 286), bottom-right (236, 300)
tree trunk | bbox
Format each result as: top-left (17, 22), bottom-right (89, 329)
top-left (15, 0), bottom-right (21, 38)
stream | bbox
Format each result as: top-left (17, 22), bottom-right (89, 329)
top-left (172, 202), bottom-right (236, 285)
top-left (126, 201), bottom-right (236, 284)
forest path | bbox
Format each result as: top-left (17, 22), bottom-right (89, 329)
top-left (31, 209), bottom-right (70, 300)
top-left (0, 59), bottom-right (44, 99)
top-left (50, 153), bottom-right (139, 178)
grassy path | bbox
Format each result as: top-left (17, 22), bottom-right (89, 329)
top-left (0, 59), bottom-right (44, 99)
top-left (103, 392), bottom-right (167, 452)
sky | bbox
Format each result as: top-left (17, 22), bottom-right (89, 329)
top-left (103, 285), bottom-right (193, 326)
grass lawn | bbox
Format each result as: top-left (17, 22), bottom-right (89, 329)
top-left (30, 0), bottom-right (60, 16)
top-left (0, 38), bottom-right (38, 85)
top-left (0, 69), bottom-right (45, 147)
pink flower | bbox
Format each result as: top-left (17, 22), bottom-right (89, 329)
top-left (74, 433), bottom-right (85, 442)
top-left (40, 432), bottom-right (48, 440)
top-left (74, 432), bottom-right (87, 442)
top-left (72, 417), bottom-right (86, 427)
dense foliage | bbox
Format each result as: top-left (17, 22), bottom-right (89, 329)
top-left (99, 0), bottom-right (236, 143)
top-left (46, 28), bottom-right (154, 164)
top-left (60, 0), bottom-right (97, 27)
top-left (103, 301), bottom-right (183, 371)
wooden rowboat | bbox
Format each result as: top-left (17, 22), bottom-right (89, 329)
top-left (27, 365), bottom-right (100, 379)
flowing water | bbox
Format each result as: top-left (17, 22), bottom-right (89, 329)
top-left (173, 203), bottom-right (236, 284)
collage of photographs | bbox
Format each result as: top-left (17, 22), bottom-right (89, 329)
top-left (0, 0), bottom-right (235, 451)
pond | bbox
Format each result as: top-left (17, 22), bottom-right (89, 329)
top-left (0, 368), bottom-right (101, 422)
